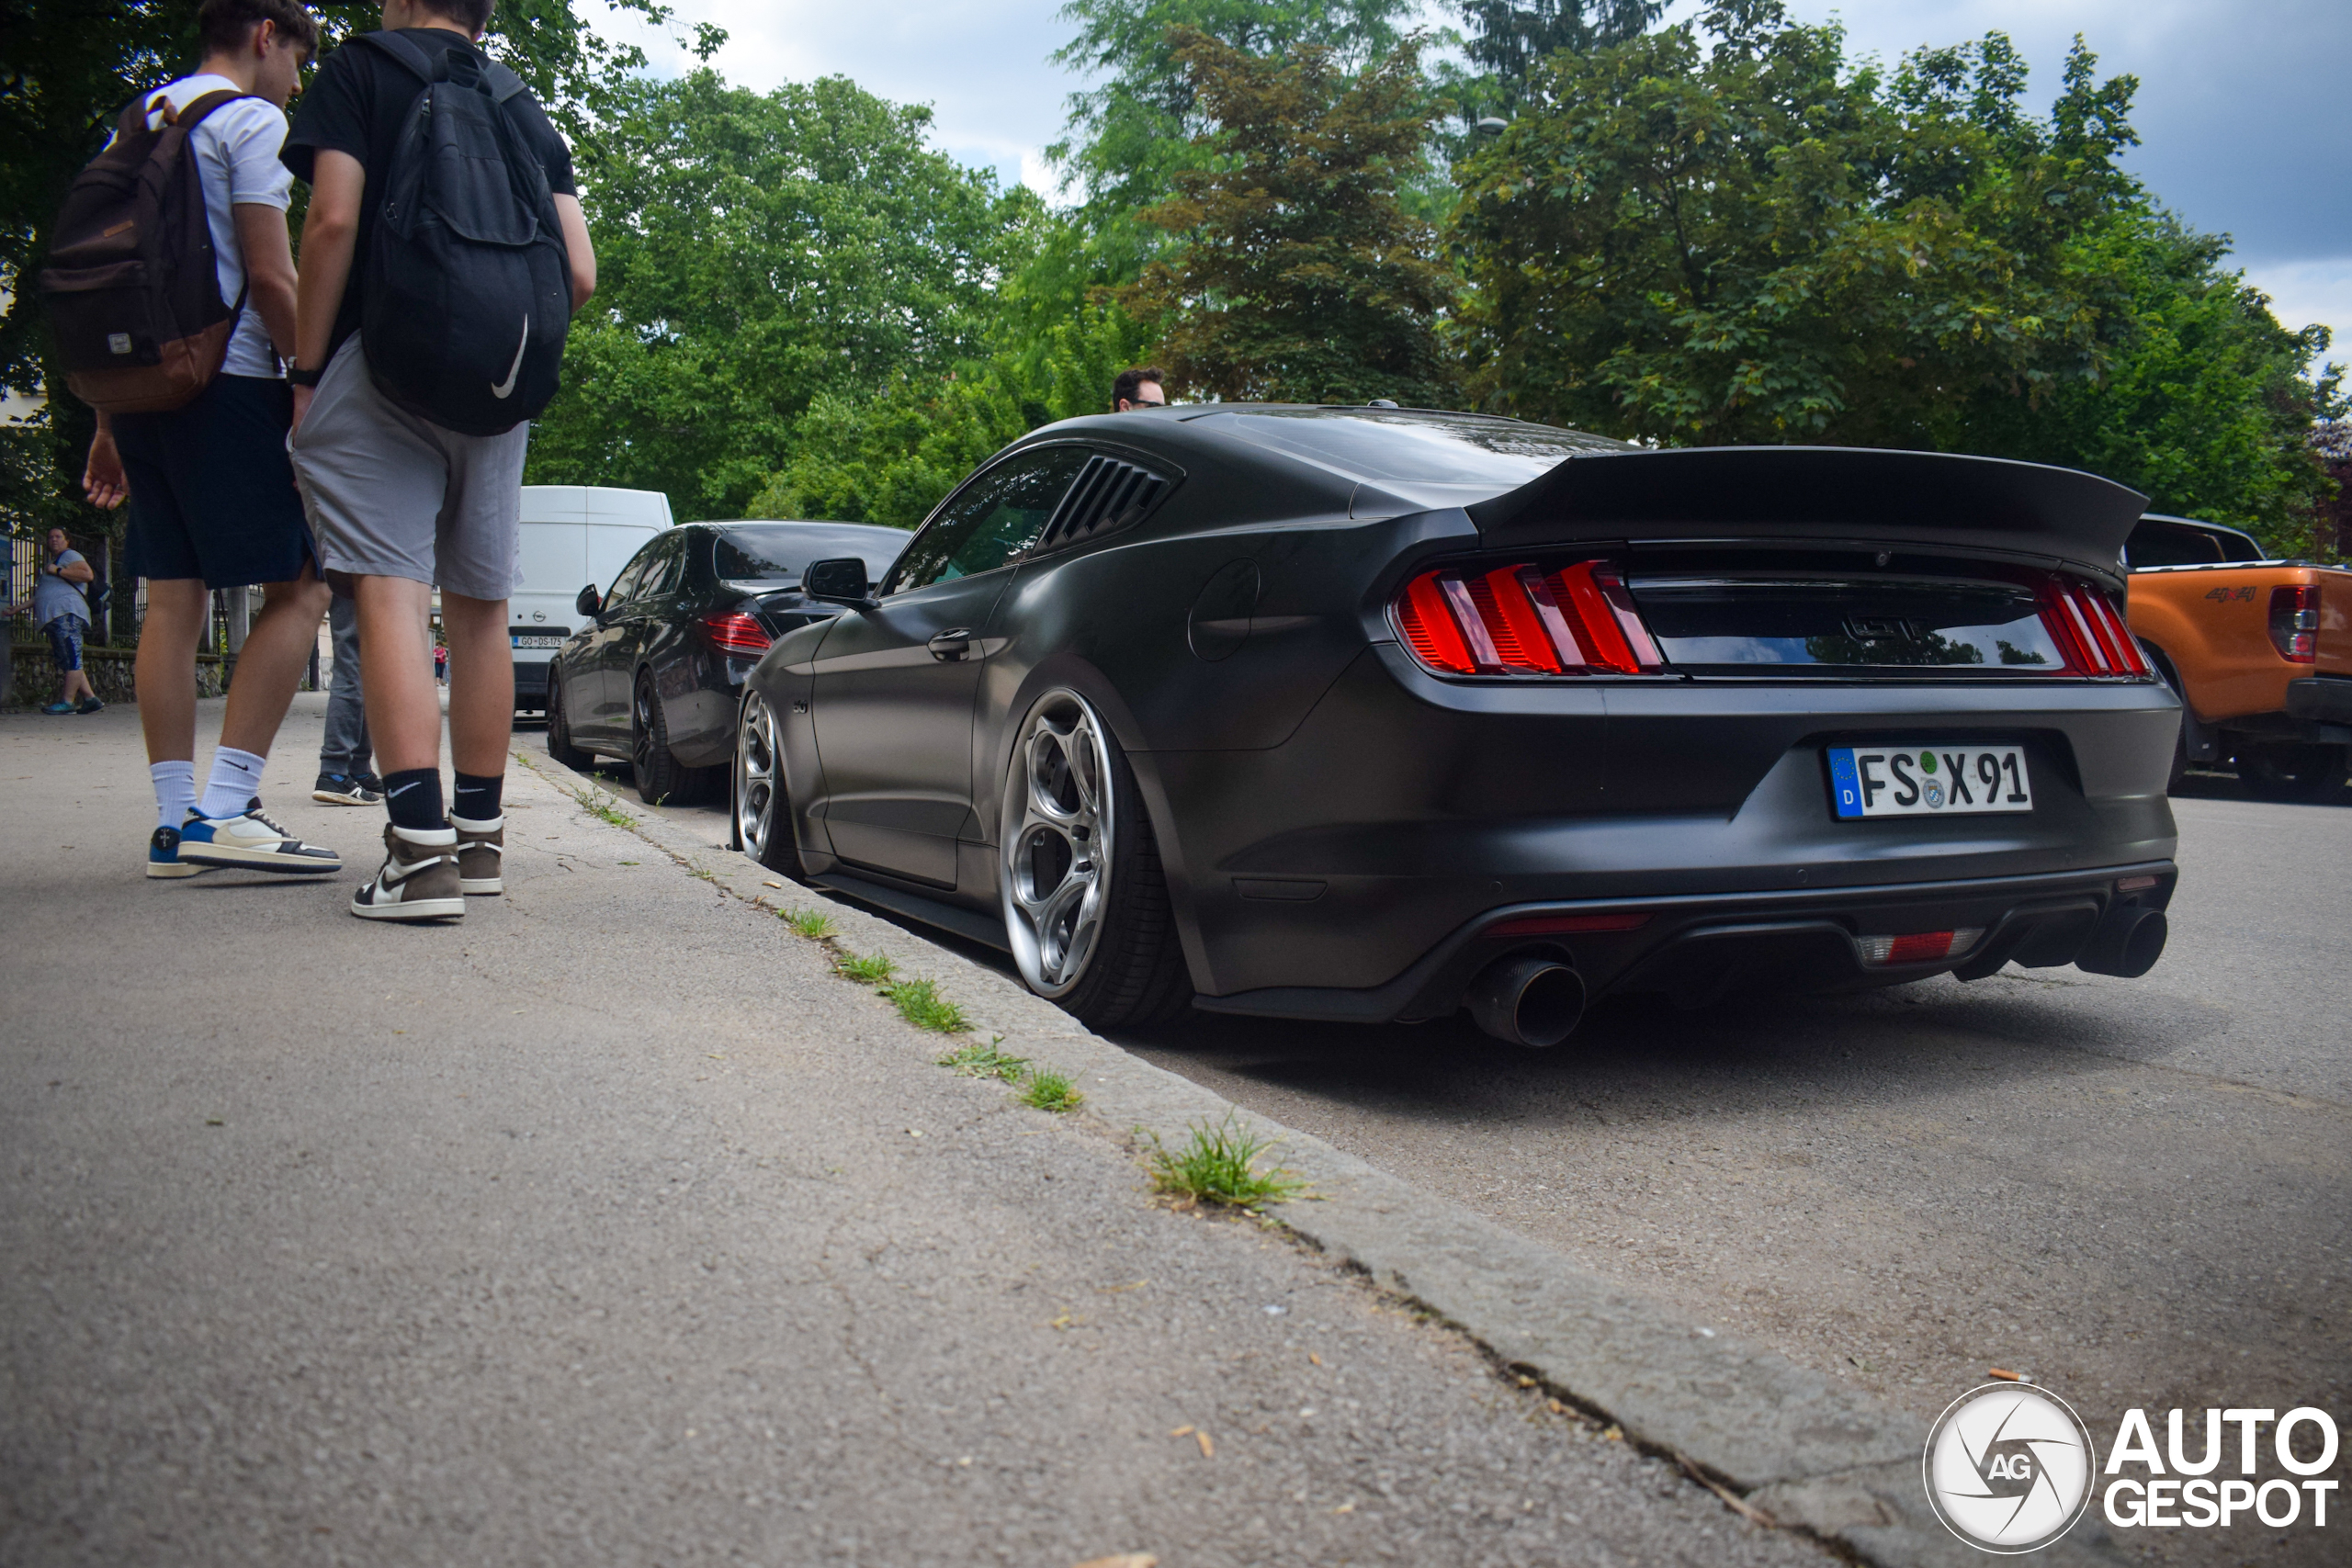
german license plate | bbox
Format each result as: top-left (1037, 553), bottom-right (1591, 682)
top-left (512, 635), bottom-right (563, 649)
top-left (1828, 744), bottom-right (2030, 819)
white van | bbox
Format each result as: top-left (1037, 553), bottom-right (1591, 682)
top-left (512, 485), bottom-right (673, 711)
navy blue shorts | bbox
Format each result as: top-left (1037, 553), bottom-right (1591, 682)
top-left (116, 374), bottom-right (316, 589)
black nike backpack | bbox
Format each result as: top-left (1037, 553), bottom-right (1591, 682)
top-left (356, 31), bottom-right (571, 435)
top-left (38, 89), bottom-right (255, 414)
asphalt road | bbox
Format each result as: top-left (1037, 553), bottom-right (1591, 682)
top-left (3, 696), bottom-right (1828, 1568)
top-left (603, 739), bottom-right (2351, 1568)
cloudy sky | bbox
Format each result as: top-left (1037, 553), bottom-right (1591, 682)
top-left (582, 0), bottom-right (2350, 360)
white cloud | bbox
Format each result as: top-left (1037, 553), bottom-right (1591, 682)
top-left (2241, 257), bottom-right (2352, 369)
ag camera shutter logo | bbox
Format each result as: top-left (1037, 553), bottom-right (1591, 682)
top-left (1924, 1383), bottom-right (2096, 1553)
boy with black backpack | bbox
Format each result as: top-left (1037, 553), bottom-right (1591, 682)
top-left (282, 0), bottom-right (595, 922)
top-left (57, 0), bottom-right (343, 880)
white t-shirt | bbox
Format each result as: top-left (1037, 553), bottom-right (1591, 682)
top-left (140, 74), bottom-right (294, 380)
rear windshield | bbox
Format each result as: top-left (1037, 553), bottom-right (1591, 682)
top-left (1201, 410), bottom-right (1625, 487)
top-left (712, 524), bottom-right (909, 584)
top-left (2125, 519), bottom-right (2264, 567)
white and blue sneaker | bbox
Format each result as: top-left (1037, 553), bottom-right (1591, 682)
top-left (147, 825), bottom-right (207, 880)
top-left (177, 799), bottom-right (342, 874)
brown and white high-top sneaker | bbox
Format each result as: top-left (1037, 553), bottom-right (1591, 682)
top-left (450, 813), bottom-right (503, 896)
top-left (350, 824), bottom-right (465, 921)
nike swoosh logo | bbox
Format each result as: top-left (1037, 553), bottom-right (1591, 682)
top-left (388, 781), bottom-right (423, 798)
top-left (491, 314), bottom-right (528, 399)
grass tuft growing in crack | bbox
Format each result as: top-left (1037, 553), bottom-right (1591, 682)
top-left (1016, 1067), bottom-right (1083, 1113)
top-left (571, 784), bottom-right (638, 830)
top-left (1146, 1115), bottom-right (1304, 1208)
top-left (885, 977), bottom-right (968, 1033)
top-left (782, 908), bottom-right (836, 941)
top-left (837, 951), bottom-right (896, 984)
top-left (938, 1039), bottom-right (1027, 1080)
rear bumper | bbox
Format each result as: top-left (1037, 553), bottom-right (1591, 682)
top-left (1149, 646), bottom-right (2180, 1002)
top-left (2285, 676), bottom-right (2352, 727)
top-left (1193, 861), bottom-right (2178, 1023)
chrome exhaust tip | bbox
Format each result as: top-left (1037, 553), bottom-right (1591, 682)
top-left (1467, 956), bottom-right (1587, 1048)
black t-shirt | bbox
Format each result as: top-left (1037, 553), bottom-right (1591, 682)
top-left (281, 28), bottom-right (577, 365)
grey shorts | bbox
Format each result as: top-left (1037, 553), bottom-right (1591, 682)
top-left (288, 334), bottom-right (527, 601)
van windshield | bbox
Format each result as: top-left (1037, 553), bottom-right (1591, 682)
top-left (712, 524), bottom-right (910, 584)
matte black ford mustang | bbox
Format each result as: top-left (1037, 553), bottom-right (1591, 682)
top-left (731, 407), bottom-right (2179, 1043)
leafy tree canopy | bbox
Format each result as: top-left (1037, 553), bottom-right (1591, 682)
top-left (1450, 0), bottom-right (2340, 540)
top-left (1448, 0), bottom-right (1660, 116)
top-left (524, 70), bottom-right (1037, 517)
top-left (1124, 29), bottom-right (1454, 405)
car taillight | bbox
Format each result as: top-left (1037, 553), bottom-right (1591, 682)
top-left (2037, 578), bottom-right (2149, 676)
top-left (1393, 560), bottom-right (1666, 676)
top-left (700, 612), bottom-right (773, 657)
top-left (1855, 928), bottom-right (1983, 966)
top-left (2269, 585), bottom-right (2319, 663)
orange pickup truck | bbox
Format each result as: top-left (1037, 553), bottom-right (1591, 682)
top-left (2125, 514), bottom-right (2352, 799)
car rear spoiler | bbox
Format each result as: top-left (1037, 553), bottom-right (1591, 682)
top-left (1466, 446), bottom-right (2149, 581)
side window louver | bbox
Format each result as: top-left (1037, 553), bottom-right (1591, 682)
top-left (1035, 454), bottom-right (1169, 555)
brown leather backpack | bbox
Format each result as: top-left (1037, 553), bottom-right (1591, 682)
top-left (38, 88), bottom-right (256, 414)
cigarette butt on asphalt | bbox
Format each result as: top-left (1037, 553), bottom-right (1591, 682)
top-left (1195, 1429), bottom-right (1215, 1459)
top-left (1169, 1425), bottom-right (1193, 1438)
top-left (1988, 1367), bottom-right (2029, 1382)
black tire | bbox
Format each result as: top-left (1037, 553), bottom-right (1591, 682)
top-left (999, 688), bottom-right (1192, 1032)
top-left (2235, 742), bottom-right (2344, 803)
top-left (734, 690), bottom-right (802, 875)
top-left (546, 665), bottom-right (593, 770)
top-left (630, 670), bottom-right (720, 806)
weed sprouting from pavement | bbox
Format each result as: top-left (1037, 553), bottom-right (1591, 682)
top-left (783, 908), bottom-right (836, 941)
top-left (571, 784), bottom-right (638, 830)
top-left (1017, 1068), bottom-right (1083, 1113)
top-left (939, 1039), bottom-right (1027, 1080)
top-left (885, 977), bottom-right (968, 1032)
top-left (838, 951), bottom-right (896, 984)
top-left (1146, 1115), bottom-right (1303, 1208)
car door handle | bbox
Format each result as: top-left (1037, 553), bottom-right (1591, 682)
top-left (928, 627), bottom-right (975, 661)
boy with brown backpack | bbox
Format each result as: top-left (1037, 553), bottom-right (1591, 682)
top-left (50, 0), bottom-right (341, 880)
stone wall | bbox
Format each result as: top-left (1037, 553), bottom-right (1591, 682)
top-left (6, 641), bottom-right (226, 709)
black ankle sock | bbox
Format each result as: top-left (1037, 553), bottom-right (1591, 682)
top-left (383, 769), bottom-right (446, 832)
top-left (452, 772), bottom-right (503, 821)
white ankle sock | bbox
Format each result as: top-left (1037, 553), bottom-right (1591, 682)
top-left (198, 747), bottom-right (267, 820)
top-left (151, 761), bottom-right (196, 830)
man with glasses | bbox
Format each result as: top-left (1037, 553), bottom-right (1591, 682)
top-left (1111, 367), bottom-right (1168, 412)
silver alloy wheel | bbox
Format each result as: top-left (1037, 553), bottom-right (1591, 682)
top-left (736, 693), bottom-right (782, 858)
top-left (1000, 690), bottom-right (1114, 998)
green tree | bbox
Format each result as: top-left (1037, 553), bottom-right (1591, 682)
top-left (1450, 0), bottom-right (2340, 539)
top-left (1448, 0), bottom-right (1658, 116)
top-left (0, 0), bottom-right (664, 544)
top-left (1124, 29), bottom-right (1454, 405)
top-left (1046, 0), bottom-right (1417, 222)
top-left (524, 69), bottom-right (1035, 516)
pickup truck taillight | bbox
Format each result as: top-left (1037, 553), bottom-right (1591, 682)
top-left (1394, 561), bottom-right (1666, 675)
top-left (2038, 578), bottom-right (2150, 676)
top-left (2268, 585), bottom-right (2320, 663)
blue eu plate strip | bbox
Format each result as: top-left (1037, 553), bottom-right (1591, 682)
top-left (1828, 748), bottom-right (1864, 819)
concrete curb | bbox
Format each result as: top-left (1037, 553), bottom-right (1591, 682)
top-left (514, 752), bottom-right (2129, 1568)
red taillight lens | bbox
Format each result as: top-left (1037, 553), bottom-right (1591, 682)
top-left (1856, 928), bottom-right (1983, 966)
top-left (2037, 578), bottom-right (2148, 676)
top-left (2269, 585), bottom-right (2319, 663)
top-left (700, 612), bottom-right (773, 657)
top-left (1392, 560), bottom-right (1665, 677)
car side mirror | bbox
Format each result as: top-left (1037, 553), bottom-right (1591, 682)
top-left (575, 584), bottom-right (601, 617)
top-left (802, 558), bottom-right (876, 610)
